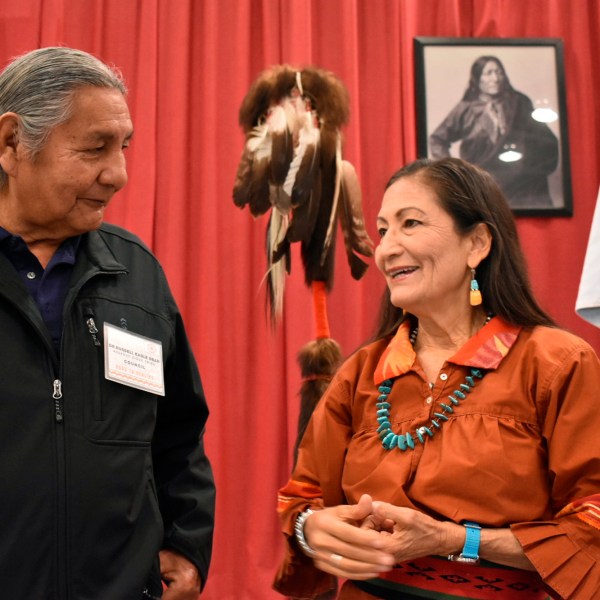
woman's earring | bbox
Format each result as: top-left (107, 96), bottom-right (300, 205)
top-left (470, 268), bottom-right (482, 306)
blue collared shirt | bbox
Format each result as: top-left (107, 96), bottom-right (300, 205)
top-left (0, 227), bottom-right (80, 352)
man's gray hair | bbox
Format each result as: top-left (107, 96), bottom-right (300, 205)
top-left (0, 46), bottom-right (127, 188)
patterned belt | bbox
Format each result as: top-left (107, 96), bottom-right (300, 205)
top-left (360, 556), bottom-right (548, 599)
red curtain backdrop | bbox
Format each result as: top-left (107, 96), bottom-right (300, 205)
top-left (1, 1), bottom-right (599, 598)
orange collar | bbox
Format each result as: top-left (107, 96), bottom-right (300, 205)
top-left (374, 316), bottom-right (521, 385)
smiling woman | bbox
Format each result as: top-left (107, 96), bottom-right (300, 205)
top-left (374, 176), bottom-right (491, 338)
top-left (274, 158), bottom-right (600, 600)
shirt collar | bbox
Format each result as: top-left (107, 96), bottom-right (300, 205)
top-left (374, 316), bottom-right (522, 385)
top-left (0, 226), bottom-right (11, 243)
top-left (0, 226), bottom-right (81, 266)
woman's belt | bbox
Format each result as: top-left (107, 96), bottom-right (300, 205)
top-left (354, 556), bottom-right (548, 599)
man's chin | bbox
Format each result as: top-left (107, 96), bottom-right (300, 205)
top-left (70, 217), bottom-right (106, 236)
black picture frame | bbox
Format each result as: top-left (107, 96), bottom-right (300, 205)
top-left (414, 37), bottom-right (572, 217)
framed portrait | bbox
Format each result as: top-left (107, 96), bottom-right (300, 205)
top-left (414, 37), bottom-right (572, 216)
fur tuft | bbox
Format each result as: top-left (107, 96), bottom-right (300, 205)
top-left (293, 338), bottom-right (343, 463)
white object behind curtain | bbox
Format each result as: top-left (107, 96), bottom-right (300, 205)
top-left (576, 186), bottom-right (600, 327)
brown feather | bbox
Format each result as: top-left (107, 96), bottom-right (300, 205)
top-left (232, 146), bottom-right (253, 208)
top-left (247, 156), bottom-right (271, 217)
top-left (313, 124), bottom-right (339, 270)
top-left (286, 171), bottom-right (322, 244)
top-left (270, 130), bottom-right (293, 185)
top-left (290, 141), bottom-right (320, 208)
top-left (268, 104), bottom-right (294, 185)
top-left (346, 252), bottom-right (370, 280)
top-left (320, 135), bottom-right (342, 263)
top-left (318, 124), bottom-right (338, 174)
top-left (338, 160), bottom-right (374, 259)
top-left (301, 160), bottom-right (337, 289)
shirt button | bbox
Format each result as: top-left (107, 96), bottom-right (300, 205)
top-left (426, 396), bottom-right (433, 404)
top-left (440, 373), bottom-right (448, 381)
top-left (26, 271), bottom-right (36, 280)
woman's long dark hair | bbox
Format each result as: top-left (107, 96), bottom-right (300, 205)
top-left (462, 55), bottom-right (514, 101)
top-left (372, 157), bottom-right (556, 340)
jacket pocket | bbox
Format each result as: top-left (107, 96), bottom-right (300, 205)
top-left (73, 299), bottom-right (168, 444)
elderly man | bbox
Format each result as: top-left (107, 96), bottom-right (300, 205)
top-left (0, 47), bottom-right (215, 599)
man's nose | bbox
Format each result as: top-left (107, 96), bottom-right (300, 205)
top-left (99, 153), bottom-right (128, 190)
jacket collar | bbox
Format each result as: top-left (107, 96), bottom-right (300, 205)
top-left (64, 226), bottom-right (128, 316)
top-left (79, 226), bottom-right (128, 273)
top-left (374, 316), bottom-right (521, 385)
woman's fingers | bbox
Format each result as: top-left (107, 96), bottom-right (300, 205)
top-left (303, 504), bottom-right (396, 578)
top-left (309, 507), bottom-right (390, 552)
top-left (371, 501), bottom-right (410, 523)
top-left (314, 550), bottom-right (393, 580)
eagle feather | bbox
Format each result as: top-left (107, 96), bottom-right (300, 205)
top-left (338, 160), bottom-right (374, 268)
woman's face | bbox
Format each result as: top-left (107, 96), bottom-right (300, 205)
top-left (375, 175), bottom-right (475, 317)
top-left (478, 60), bottom-right (504, 96)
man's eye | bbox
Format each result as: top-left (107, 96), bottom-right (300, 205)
top-left (377, 227), bottom-right (387, 238)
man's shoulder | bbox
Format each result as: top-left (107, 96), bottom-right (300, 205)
top-left (97, 222), bottom-right (154, 257)
top-left (88, 224), bottom-right (170, 297)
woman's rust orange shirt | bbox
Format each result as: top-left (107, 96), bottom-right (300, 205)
top-left (274, 317), bottom-right (600, 599)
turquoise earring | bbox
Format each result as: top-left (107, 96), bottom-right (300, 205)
top-left (470, 268), bottom-right (482, 306)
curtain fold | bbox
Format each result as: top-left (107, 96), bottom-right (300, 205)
top-left (0, 1), bottom-right (599, 598)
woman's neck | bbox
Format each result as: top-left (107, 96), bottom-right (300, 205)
top-left (412, 310), bottom-right (490, 383)
top-left (414, 310), bottom-right (488, 350)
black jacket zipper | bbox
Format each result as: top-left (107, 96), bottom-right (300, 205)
top-left (52, 379), bottom-right (64, 422)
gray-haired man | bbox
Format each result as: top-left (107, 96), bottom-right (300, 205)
top-left (0, 47), bottom-right (215, 599)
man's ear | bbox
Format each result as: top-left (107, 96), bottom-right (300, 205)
top-left (468, 222), bottom-right (492, 269)
top-left (0, 112), bottom-right (22, 178)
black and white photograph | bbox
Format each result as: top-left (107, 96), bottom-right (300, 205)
top-left (415, 37), bottom-right (572, 216)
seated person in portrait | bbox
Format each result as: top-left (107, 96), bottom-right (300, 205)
top-left (429, 56), bottom-right (559, 209)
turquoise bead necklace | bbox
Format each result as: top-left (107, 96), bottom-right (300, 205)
top-left (376, 317), bottom-right (490, 452)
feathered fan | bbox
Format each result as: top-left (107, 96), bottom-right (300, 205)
top-left (233, 65), bottom-right (373, 460)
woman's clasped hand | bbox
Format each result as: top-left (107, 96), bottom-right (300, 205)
top-left (304, 494), bottom-right (467, 579)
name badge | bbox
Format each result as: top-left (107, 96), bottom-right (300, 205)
top-left (104, 322), bottom-right (165, 396)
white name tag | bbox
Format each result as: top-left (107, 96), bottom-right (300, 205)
top-left (104, 322), bottom-right (165, 396)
